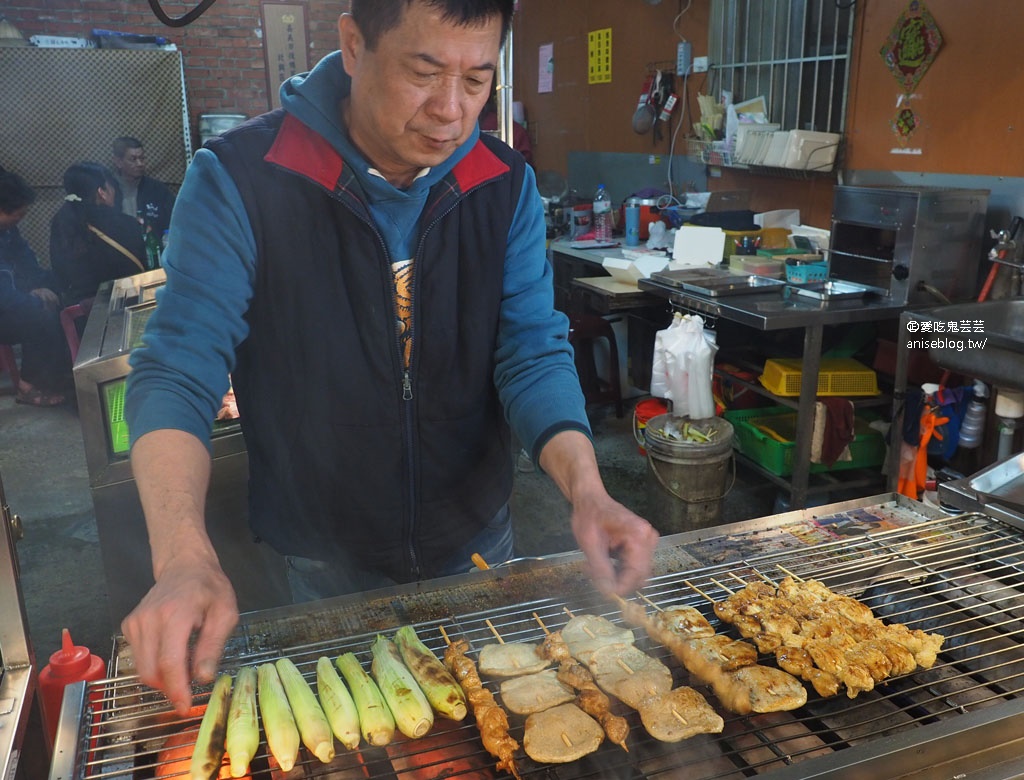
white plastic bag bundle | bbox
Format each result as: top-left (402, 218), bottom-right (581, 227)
top-left (650, 313), bottom-right (718, 419)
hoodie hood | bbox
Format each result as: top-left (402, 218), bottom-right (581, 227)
top-left (279, 51), bottom-right (479, 197)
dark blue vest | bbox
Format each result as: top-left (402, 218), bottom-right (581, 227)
top-left (208, 111), bottom-right (522, 581)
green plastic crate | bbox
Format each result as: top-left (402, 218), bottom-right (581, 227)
top-left (724, 405), bottom-right (885, 477)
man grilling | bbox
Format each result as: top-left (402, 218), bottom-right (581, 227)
top-left (122, 0), bottom-right (659, 715)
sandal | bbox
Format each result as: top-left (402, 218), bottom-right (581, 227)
top-left (15, 387), bottom-right (65, 407)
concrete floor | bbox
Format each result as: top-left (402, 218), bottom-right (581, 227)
top-left (0, 378), bottom-right (776, 675)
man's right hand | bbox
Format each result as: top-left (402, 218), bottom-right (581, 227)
top-left (121, 553), bottom-right (239, 715)
top-left (126, 429), bottom-right (234, 715)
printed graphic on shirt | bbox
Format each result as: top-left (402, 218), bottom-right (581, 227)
top-left (393, 257), bottom-right (413, 368)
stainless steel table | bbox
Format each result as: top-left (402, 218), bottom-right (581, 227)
top-left (638, 276), bottom-right (907, 508)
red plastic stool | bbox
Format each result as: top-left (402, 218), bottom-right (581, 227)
top-left (0, 344), bottom-right (20, 393)
top-left (568, 313), bottom-right (624, 418)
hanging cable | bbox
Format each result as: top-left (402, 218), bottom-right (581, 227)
top-left (148, 0), bottom-right (220, 28)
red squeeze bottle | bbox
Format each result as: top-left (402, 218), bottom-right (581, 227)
top-left (38, 628), bottom-right (106, 748)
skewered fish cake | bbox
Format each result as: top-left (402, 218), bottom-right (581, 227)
top-left (523, 703), bottom-right (604, 763)
top-left (478, 642), bottom-right (551, 677)
top-left (586, 643), bottom-right (673, 710)
top-left (561, 615), bottom-right (635, 663)
top-left (637, 686), bottom-right (724, 743)
top-left (499, 669), bottom-right (576, 715)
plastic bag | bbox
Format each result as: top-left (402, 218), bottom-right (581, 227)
top-left (650, 313), bottom-right (718, 419)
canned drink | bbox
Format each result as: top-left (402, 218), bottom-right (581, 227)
top-left (572, 204), bottom-right (592, 238)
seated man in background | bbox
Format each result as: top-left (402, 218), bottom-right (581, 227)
top-left (111, 136), bottom-right (176, 238)
top-left (0, 167), bottom-right (69, 406)
top-left (50, 161), bottom-right (147, 306)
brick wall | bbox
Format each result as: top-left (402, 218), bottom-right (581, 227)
top-left (1, 0), bottom-right (349, 145)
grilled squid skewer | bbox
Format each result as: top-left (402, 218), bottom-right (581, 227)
top-left (442, 634), bottom-right (522, 780)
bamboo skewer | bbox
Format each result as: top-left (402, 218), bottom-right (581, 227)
top-left (532, 612), bottom-right (550, 635)
top-left (485, 619), bottom-right (505, 644)
top-left (439, 625), bottom-right (452, 646)
top-left (777, 564), bottom-right (803, 582)
top-left (709, 577), bottom-right (734, 596)
top-left (685, 580), bottom-right (717, 605)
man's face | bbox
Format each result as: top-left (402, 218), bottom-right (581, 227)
top-left (338, 3), bottom-right (501, 188)
top-left (114, 147), bottom-right (147, 183)
top-left (0, 205), bottom-right (28, 230)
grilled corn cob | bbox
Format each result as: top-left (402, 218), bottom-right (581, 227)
top-left (190, 673), bottom-right (232, 780)
top-left (335, 652), bottom-right (396, 746)
top-left (275, 658), bottom-right (336, 763)
top-left (394, 625), bottom-right (467, 721)
top-left (225, 667), bottom-right (259, 777)
top-left (370, 634), bottom-right (434, 738)
top-left (316, 656), bottom-right (361, 750)
top-left (257, 662), bottom-right (300, 771)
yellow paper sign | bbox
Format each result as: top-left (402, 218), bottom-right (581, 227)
top-left (588, 28), bottom-right (612, 84)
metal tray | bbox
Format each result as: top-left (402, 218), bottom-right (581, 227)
top-left (649, 266), bottom-right (733, 289)
top-left (786, 279), bottom-right (874, 301)
top-left (682, 273), bottom-right (787, 297)
top-left (970, 453), bottom-right (1024, 515)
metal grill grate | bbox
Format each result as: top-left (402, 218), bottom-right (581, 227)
top-left (66, 511), bottom-right (1024, 779)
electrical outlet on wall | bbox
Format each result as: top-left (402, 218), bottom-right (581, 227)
top-left (692, 56), bottom-right (709, 73)
top-left (676, 41), bottom-right (692, 74)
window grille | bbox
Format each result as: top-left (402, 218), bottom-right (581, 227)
top-left (708, 0), bottom-right (856, 135)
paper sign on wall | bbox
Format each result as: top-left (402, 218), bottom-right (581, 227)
top-left (538, 42), bottom-right (553, 93)
top-left (588, 28), bottom-right (612, 84)
top-left (261, 3), bottom-right (309, 110)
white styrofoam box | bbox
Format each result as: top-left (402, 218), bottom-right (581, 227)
top-left (760, 131), bottom-right (793, 168)
top-left (602, 258), bottom-right (642, 285)
top-left (783, 130), bottom-right (841, 172)
top-left (672, 225), bottom-right (726, 268)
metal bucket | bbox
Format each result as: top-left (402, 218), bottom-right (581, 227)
top-left (644, 414), bottom-right (734, 534)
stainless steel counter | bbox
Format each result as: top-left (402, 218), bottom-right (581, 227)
top-left (638, 275), bottom-right (905, 508)
top-left (636, 277), bottom-right (906, 330)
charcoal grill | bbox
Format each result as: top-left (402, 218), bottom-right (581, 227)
top-left (49, 494), bottom-right (1024, 779)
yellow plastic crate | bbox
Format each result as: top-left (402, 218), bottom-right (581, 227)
top-left (759, 357), bottom-right (879, 397)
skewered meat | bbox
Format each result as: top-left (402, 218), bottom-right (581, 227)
top-left (619, 599), bottom-right (807, 714)
top-left (686, 635), bottom-right (758, 671)
top-left (523, 703), bottom-right (604, 763)
top-left (637, 686), bottom-right (724, 743)
top-left (538, 631), bottom-right (630, 752)
top-left (443, 639), bottom-right (521, 780)
top-left (586, 643), bottom-right (674, 710)
top-left (726, 665), bottom-right (808, 712)
top-left (478, 642), bottom-right (551, 677)
top-left (561, 614), bottom-right (635, 663)
top-left (499, 669), bottom-right (575, 715)
top-left (716, 576), bottom-right (945, 699)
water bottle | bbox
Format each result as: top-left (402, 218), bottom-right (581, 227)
top-left (624, 200), bottom-right (641, 246)
top-left (592, 184), bottom-right (613, 242)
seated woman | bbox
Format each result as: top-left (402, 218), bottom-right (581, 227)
top-left (0, 167), bottom-right (69, 406)
top-left (49, 162), bottom-right (146, 305)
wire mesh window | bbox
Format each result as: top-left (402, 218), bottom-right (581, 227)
top-left (709, 0), bottom-right (856, 135)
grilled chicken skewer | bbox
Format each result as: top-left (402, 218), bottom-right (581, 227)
top-left (533, 614), bottom-right (630, 751)
top-left (713, 574), bottom-right (943, 699)
top-left (615, 595), bottom-right (806, 714)
top-left (441, 631), bottom-right (521, 780)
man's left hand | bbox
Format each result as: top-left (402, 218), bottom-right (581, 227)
top-left (538, 430), bottom-right (659, 596)
top-left (570, 492), bottom-right (659, 595)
